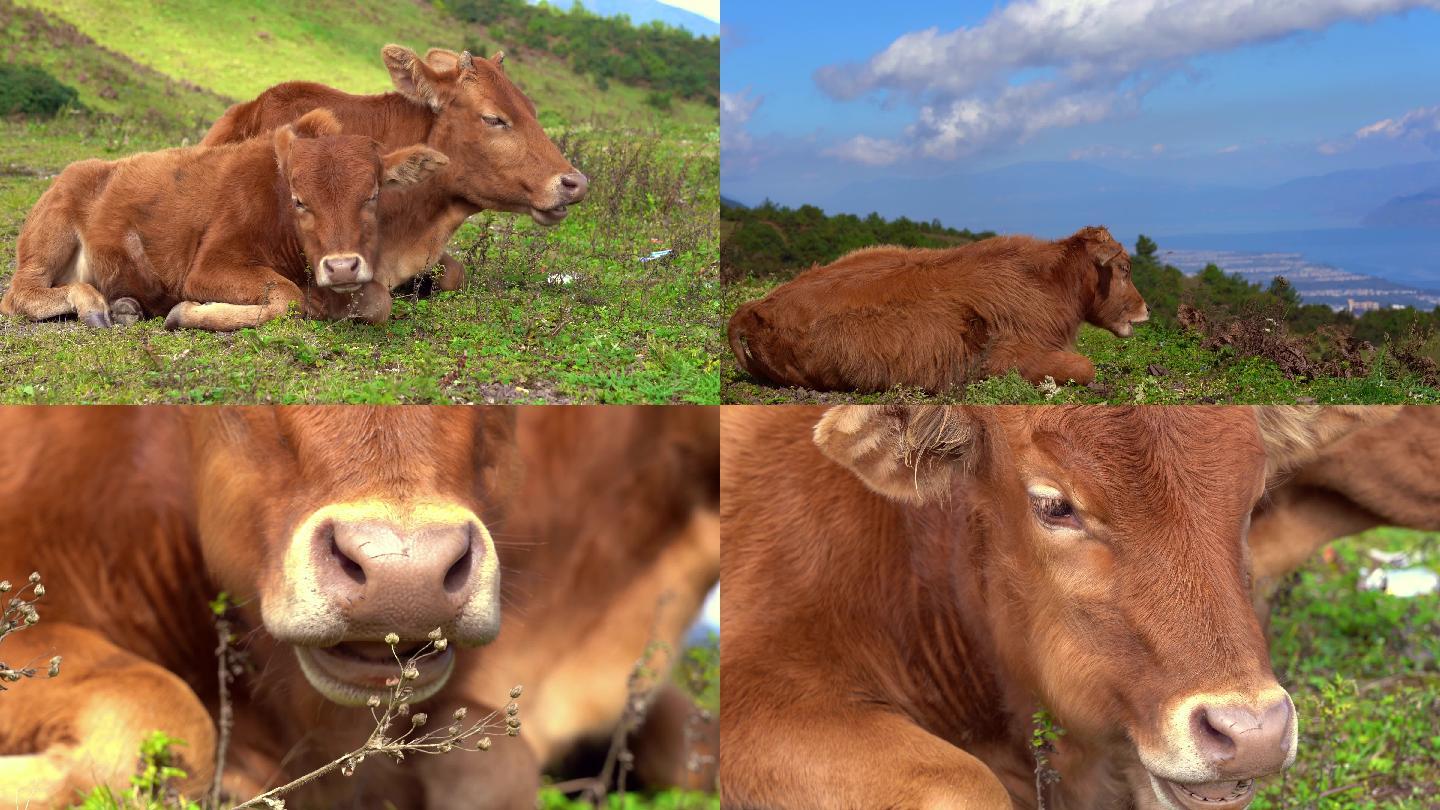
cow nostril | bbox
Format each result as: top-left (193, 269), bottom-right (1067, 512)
top-left (443, 525), bottom-right (476, 593)
top-left (1193, 706), bottom-right (1237, 760)
top-left (326, 523), bottom-right (366, 586)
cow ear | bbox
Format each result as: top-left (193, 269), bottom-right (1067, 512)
top-left (814, 405), bottom-right (980, 504)
top-left (492, 50), bottom-right (505, 67)
top-left (1078, 225), bottom-right (1124, 267)
top-left (272, 125), bottom-right (297, 173)
top-left (383, 44), bottom-right (447, 111)
top-left (424, 48), bottom-right (461, 72)
top-left (292, 108), bottom-right (341, 139)
top-left (1257, 406), bottom-right (1401, 477)
top-left (382, 145), bottom-right (449, 187)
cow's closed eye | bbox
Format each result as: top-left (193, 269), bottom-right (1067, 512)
top-left (481, 114), bottom-right (508, 128)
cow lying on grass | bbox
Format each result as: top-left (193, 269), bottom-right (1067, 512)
top-left (202, 45), bottom-right (589, 293)
top-left (0, 110), bottom-right (447, 331)
top-left (727, 226), bottom-right (1149, 392)
top-left (0, 406), bottom-right (717, 809)
top-left (720, 405), bottom-right (1385, 810)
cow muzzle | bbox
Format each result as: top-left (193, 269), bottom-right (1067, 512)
top-left (316, 253), bottom-right (374, 292)
top-left (529, 171), bottom-right (588, 225)
top-left (1142, 688), bottom-right (1297, 810)
top-left (267, 500), bottom-right (501, 706)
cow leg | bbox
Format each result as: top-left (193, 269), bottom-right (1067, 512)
top-left (629, 683), bottom-right (717, 791)
top-left (723, 703), bottom-right (1012, 809)
top-left (1006, 350), bottom-right (1095, 386)
top-left (1248, 486), bottom-right (1381, 624)
top-left (167, 265), bottom-right (304, 331)
top-left (436, 252), bottom-right (466, 292)
top-left (0, 623), bottom-right (216, 807)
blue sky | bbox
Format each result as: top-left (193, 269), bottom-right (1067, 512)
top-left (721, 0), bottom-right (1440, 207)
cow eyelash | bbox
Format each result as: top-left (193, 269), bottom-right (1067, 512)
top-left (482, 114), bottom-right (508, 127)
top-left (1031, 494), bottom-right (1080, 528)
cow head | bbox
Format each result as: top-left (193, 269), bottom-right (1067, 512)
top-left (815, 405), bottom-right (1381, 810)
top-left (380, 44), bottom-right (588, 225)
top-left (1072, 226), bottom-right (1149, 337)
top-left (273, 109), bottom-right (449, 291)
top-left (183, 407), bottom-right (521, 706)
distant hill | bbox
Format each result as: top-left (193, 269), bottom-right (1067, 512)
top-left (1363, 187), bottom-right (1440, 228)
top-left (720, 195), bottom-right (748, 209)
top-left (565, 0), bottom-right (719, 36)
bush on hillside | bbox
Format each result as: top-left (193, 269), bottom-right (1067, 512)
top-left (0, 63), bottom-right (80, 117)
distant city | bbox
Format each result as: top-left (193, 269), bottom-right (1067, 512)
top-left (1159, 249), bottom-right (1440, 313)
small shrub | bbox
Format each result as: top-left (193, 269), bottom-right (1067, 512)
top-left (0, 63), bottom-right (81, 117)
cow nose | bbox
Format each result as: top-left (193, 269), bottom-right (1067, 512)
top-left (1191, 696), bottom-right (1295, 778)
top-left (321, 255), bottom-right (360, 285)
top-left (317, 517), bottom-right (482, 634)
top-left (559, 171), bottom-right (588, 202)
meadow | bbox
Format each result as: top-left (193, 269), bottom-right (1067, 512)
top-left (0, 0), bottom-right (720, 404)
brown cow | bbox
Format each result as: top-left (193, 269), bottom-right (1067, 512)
top-left (720, 405), bottom-right (1383, 810)
top-left (0, 110), bottom-right (448, 331)
top-left (202, 45), bottom-right (588, 293)
top-left (727, 226), bottom-right (1149, 392)
top-left (0, 405), bottom-right (718, 809)
top-left (1248, 405), bottom-right (1436, 613)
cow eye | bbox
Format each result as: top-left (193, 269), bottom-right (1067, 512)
top-left (1030, 491), bottom-right (1081, 530)
top-left (482, 114), bottom-right (507, 127)
top-left (292, 196), bottom-right (307, 211)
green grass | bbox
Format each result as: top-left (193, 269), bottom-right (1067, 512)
top-left (1257, 528), bottom-right (1440, 808)
top-left (720, 278), bottom-right (1440, 405)
top-left (0, 1), bottom-right (719, 404)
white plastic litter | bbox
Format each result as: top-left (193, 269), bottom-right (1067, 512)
top-left (1359, 566), bottom-right (1439, 598)
top-left (639, 249), bottom-right (673, 263)
top-left (546, 273), bottom-right (575, 285)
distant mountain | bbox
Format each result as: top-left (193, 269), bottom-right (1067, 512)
top-left (720, 195), bottom-right (748, 208)
top-left (1363, 187), bottom-right (1440, 228)
top-left (545, 0), bottom-right (719, 36)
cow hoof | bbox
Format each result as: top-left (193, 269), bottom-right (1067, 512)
top-left (163, 303), bottom-right (189, 331)
top-left (111, 297), bottom-right (143, 327)
top-left (81, 310), bottom-right (113, 328)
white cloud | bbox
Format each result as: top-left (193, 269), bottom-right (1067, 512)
top-left (721, 88), bottom-right (762, 153)
top-left (823, 135), bottom-right (911, 166)
top-left (813, 0), bottom-right (1440, 160)
top-left (1218, 144), bottom-right (1241, 154)
top-left (657, 0), bottom-right (719, 22)
top-left (1355, 104), bottom-right (1440, 149)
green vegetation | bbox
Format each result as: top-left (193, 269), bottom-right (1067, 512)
top-left (1257, 528), bottom-right (1440, 808)
top-left (720, 202), bottom-right (1440, 404)
top-left (72, 732), bottom-right (203, 810)
top-left (0, 0), bottom-right (719, 403)
top-left (537, 788), bottom-right (719, 809)
top-left (0, 62), bottom-right (79, 116)
top-left (441, 0), bottom-right (719, 106)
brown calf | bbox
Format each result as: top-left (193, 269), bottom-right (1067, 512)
top-left (720, 405), bottom-right (1380, 810)
top-left (203, 45), bottom-right (588, 292)
top-left (727, 226), bottom-right (1149, 391)
top-left (0, 406), bottom-right (717, 809)
top-left (1, 110), bottom-right (447, 331)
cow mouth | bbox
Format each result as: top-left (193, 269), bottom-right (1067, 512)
top-left (327, 282), bottom-right (363, 294)
top-left (295, 640), bottom-right (455, 707)
top-left (1153, 775), bottom-right (1256, 810)
top-left (529, 204), bottom-right (570, 225)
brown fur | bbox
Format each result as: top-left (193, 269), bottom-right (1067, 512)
top-left (0, 406), bottom-right (717, 809)
top-left (727, 227), bottom-right (1149, 392)
top-left (0, 111), bottom-right (447, 330)
top-left (201, 45), bottom-right (587, 292)
top-left (719, 405), bottom-right (1378, 809)
top-left (1249, 405), bottom-right (1436, 613)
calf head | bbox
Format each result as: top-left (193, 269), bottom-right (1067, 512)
top-left (381, 45), bottom-right (588, 225)
top-left (815, 405), bottom-right (1382, 810)
top-left (1071, 226), bottom-right (1149, 337)
top-left (274, 109), bottom-right (449, 290)
top-left (184, 406), bottom-right (521, 706)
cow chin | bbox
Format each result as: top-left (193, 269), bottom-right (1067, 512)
top-left (295, 642), bottom-right (456, 706)
top-left (528, 204), bottom-right (570, 225)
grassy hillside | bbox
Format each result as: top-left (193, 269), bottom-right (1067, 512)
top-left (0, 0), bottom-right (719, 403)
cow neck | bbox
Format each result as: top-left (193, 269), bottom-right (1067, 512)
top-left (383, 94), bottom-right (483, 221)
top-left (1056, 245), bottom-right (1099, 345)
top-left (889, 497), bottom-right (1021, 749)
